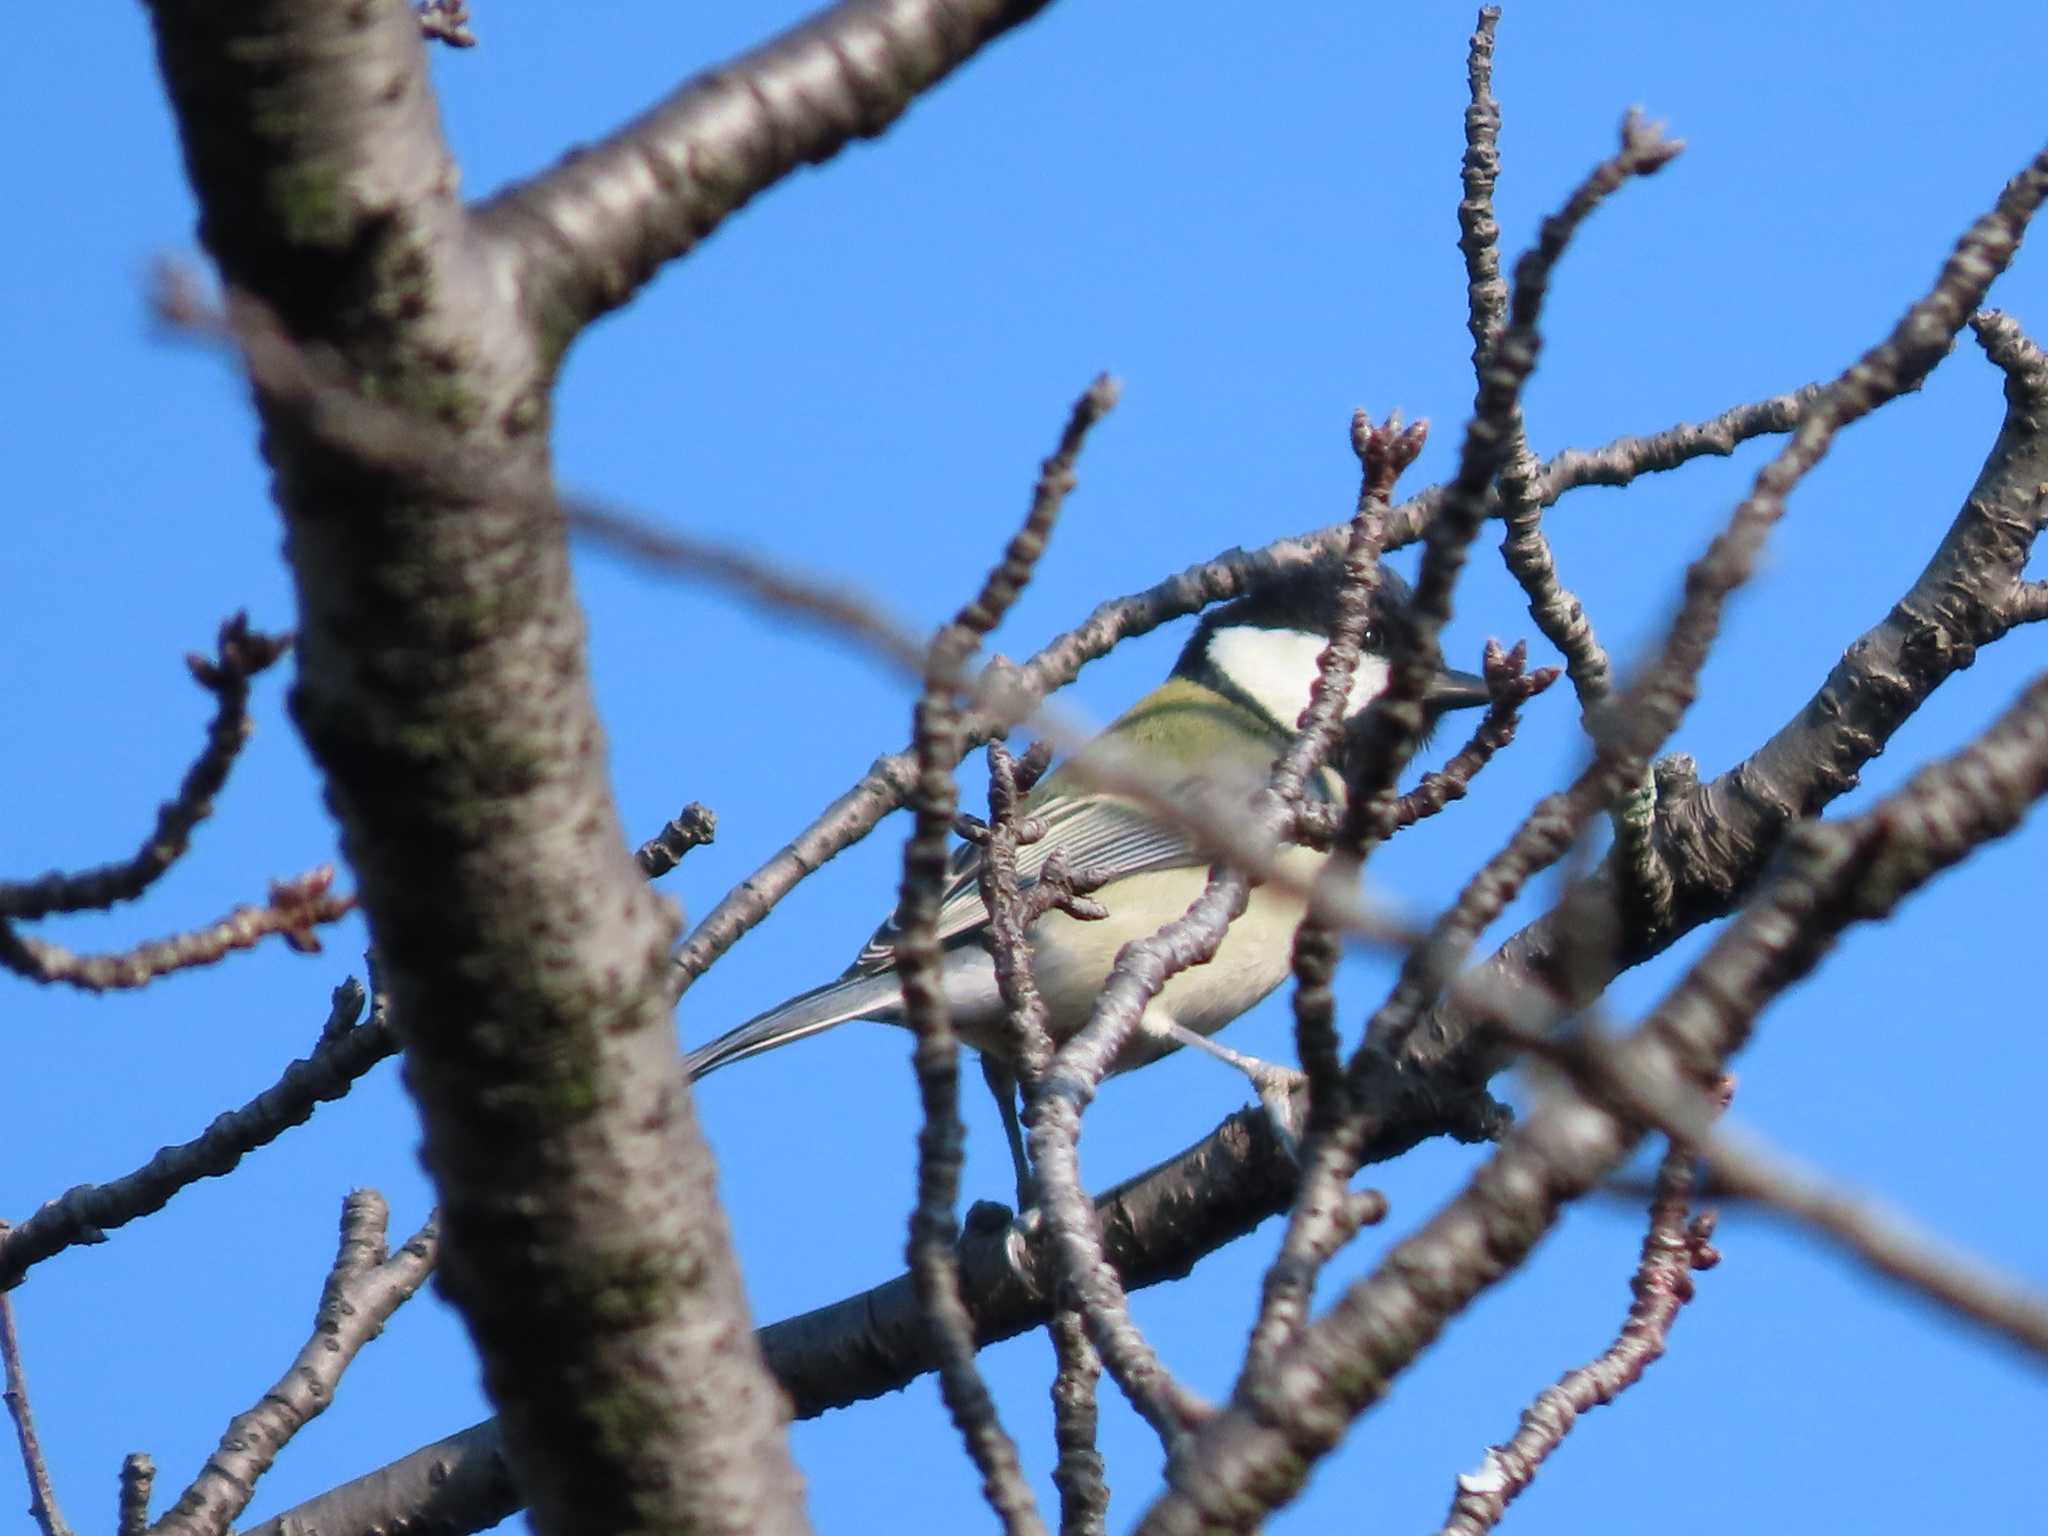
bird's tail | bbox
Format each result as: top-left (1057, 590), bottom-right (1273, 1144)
top-left (685, 970), bottom-right (904, 1081)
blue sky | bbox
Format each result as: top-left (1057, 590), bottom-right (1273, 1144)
top-left (6, 4), bottom-right (2045, 1533)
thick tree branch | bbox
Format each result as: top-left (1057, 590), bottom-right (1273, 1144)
top-left (141, 1), bottom-right (810, 1531)
top-left (477, 0), bottom-right (1058, 342)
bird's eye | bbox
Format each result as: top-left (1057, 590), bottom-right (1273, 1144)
top-left (1360, 625), bottom-right (1381, 650)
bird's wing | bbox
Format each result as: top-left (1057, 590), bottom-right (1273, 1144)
top-left (843, 790), bottom-right (1210, 977)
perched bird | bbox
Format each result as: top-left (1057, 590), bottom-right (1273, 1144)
top-left (685, 554), bottom-right (1492, 1101)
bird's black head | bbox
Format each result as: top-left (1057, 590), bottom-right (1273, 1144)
top-left (1172, 552), bottom-right (1488, 733)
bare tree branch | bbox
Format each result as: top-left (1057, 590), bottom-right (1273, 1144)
top-left (894, 376), bottom-right (1120, 1536)
top-left (1286, 412), bottom-right (1428, 1121)
top-left (575, 493), bottom-right (1429, 968)
top-left (1377, 381), bottom-right (1830, 550)
top-left (1454, 8), bottom-right (1507, 362)
top-left (0, 981), bottom-right (395, 1292)
top-left (118, 1456), bottom-right (154, 1536)
top-left (1454, 8), bottom-right (1666, 932)
top-left (1020, 420), bottom-right (1438, 1451)
top-left (222, 302), bottom-right (2048, 1533)
top-left (0, 867), bottom-right (356, 992)
top-left (571, 504), bottom-right (931, 675)
top-left (1137, 656), bottom-right (2048, 1535)
top-left (1246, 108), bottom-right (1684, 1390)
top-left (1401, 302), bottom-right (2048, 1103)
top-left (240, 1098), bottom-right (1313, 1536)
top-left (139, 0), bottom-right (813, 1524)
top-left (148, 1193), bottom-right (437, 1536)
top-left (98, 10), bottom-right (2047, 1527)
top-left (1390, 641), bottom-right (1558, 830)
top-left (237, 1425), bottom-right (516, 1536)
top-left (1136, 125), bottom-right (2048, 1536)
top-left (0, 1284), bottom-right (73, 1536)
top-left (0, 615), bottom-right (289, 922)
top-left (1048, 1305), bottom-right (1108, 1536)
top-left (414, 0), bottom-right (474, 48)
top-left (1529, 1034), bottom-right (2048, 1361)
top-left (1700, 1133), bottom-right (2048, 1359)
top-left (633, 801), bottom-right (718, 880)
top-left (477, 0), bottom-right (1060, 337)
top-left (671, 385), bottom-right (1823, 988)
top-left (239, 307), bottom-right (2048, 1533)
top-left (1436, 1124), bottom-right (1722, 1536)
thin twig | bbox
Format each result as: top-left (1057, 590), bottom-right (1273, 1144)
top-left (1456, 6), bottom-right (1659, 927)
top-left (1456, 8), bottom-right (1507, 364)
top-left (1048, 1307), bottom-right (1109, 1536)
top-left (117, 1456), bottom-right (154, 1536)
top-left (1243, 107), bottom-right (1684, 1391)
top-left (147, 1193), bottom-right (438, 1536)
top-left (1523, 1027), bottom-right (2048, 1361)
top-left (1013, 430), bottom-right (1445, 1448)
top-left (0, 614), bottom-right (290, 921)
top-left (1020, 421), bottom-right (1438, 1448)
top-left (1029, 870), bottom-right (1246, 1443)
top-left (1437, 1117), bottom-right (1722, 1535)
top-left (1497, 467), bottom-right (1616, 729)
top-left (1391, 640), bottom-right (1558, 829)
top-left (897, 375), bottom-right (1119, 1536)
top-left (571, 504), bottom-right (930, 675)
top-left (1702, 1134), bottom-right (2048, 1358)
top-left (414, 0), bottom-right (475, 47)
top-left (673, 376), bottom-right (1820, 991)
top-left (972, 740), bottom-right (1098, 1087)
top-left (1365, 138), bottom-right (2048, 1089)
top-left (973, 741), bottom-right (1116, 1527)
top-left (1372, 307), bottom-right (2048, 1133)
top-left (0, 980), bottom-right (395, 1291)
top-left (1, 1282), bottom-right (73, 1536)
top-left (578, 498), bottom-right (1421, 964)
top-left (0, 866), bottom-right (356, 991)
top-left (634, 802), bottom-right (717, 879)
top-left (1138, 661), bottom-right (2048, 1536)
top-left (1287, 413), bottom-right (1428, 1125)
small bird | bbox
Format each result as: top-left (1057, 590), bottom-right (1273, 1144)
top-left (685, 554), bottom-right (1492, 1106)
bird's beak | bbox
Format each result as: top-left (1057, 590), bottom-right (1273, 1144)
top-left (1425, 666), bottom-right (1493, 712)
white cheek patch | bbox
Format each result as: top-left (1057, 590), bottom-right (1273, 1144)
top-left (1207, 627), bottom-right (1392, 726)
top-left (1345, 653), bottom-right (1391, 715)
